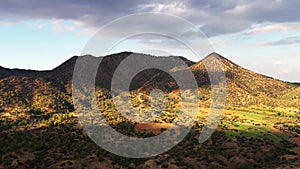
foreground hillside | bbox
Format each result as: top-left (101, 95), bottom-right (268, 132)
top-left (0, 52), bottom-right (299, 168)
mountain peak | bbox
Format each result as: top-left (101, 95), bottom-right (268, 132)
top-left (202, 52), bottom-right (243, 70)
top-left (206, 52), bottom-right (231, 62)
top-left (207, 52), bottom-right (222, 57)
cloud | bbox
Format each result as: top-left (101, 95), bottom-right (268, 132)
top-left (274, 61), bottom-right (282, 65)
top-left (0, 21), bottom-right (19, 26)
top-left (268, 36), bottom-right (300, 46)
top-left (250, 36), bottom-right (300, 46)
top-left (0, 0), bottom-right (300, 37)
top-left (0, 0), bottom-right (144, 28)
top-left (249, 61), bottom-right (300, 82)
top-left (188, 0), bottom-right (300, 36)
top-left (245, 22), bottom-right (300, 35)
top-left (51, 20), bottom-right (77, 32)
top-left (137, 2), bottom-right (189, 16)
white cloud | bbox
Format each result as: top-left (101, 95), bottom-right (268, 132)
top-left (0, 21), bottom-right (18, 26)
top-left (138, 2), bottom-right (189, 16)
top-left (248, 61), bottom-right (300, 82)
top-left (246, 22), bottom-right (300, 34)
top-left (274, 61), bottom-right (282, 65)
top-left (51, 20), bottom-right (76, 32)
top-left (244, 36), bottom-right (300, 46)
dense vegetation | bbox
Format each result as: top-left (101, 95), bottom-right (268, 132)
top-left (0, 52), bottom-right (299, 168)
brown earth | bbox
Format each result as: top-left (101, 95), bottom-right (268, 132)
top-left (290, 137), bottom-right (300, 156)
top-left (135, 123), bottom-right (178, 134)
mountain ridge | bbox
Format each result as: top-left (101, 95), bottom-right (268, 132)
top-left (0, 51), bottom-right (297, 84)
top-left (1, 52), bottom-right (300, 111)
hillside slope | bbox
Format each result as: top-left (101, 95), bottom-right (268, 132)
top-left (139, 52), bottom-right (300, 107)
top-left (1, 52), bottom-right (299, 169)
top-left (0, 52), bottom-right (299, 109)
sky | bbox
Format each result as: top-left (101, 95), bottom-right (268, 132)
top-left (0, 0), bottom-right (300, 82)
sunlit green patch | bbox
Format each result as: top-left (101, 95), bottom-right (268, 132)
top-left (232, 110), bottom-right (267, 121)
top-left (225, 122), bottom-right (288, 142)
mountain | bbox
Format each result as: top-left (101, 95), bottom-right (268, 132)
top-left (192, 53), bottom-right (298, 106)
top-left (1, 52), bottom-right (300, 169)
top-left (0, 52), bottom-right (196, 113)
top-left (138, 52), bottom-right (299, 107)
top-left (0, 66), bottom-right (46, 79)
top-left (0, 52), bottom-right (195, 88)
top-left (0, 51), bottom-right (299, 112)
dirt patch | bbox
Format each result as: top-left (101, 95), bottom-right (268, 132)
top-left (260, 126), bottom-right (300, 161)
top-left (281, 155), bottom-right (297, 160)
top-left (291, 146), bottom-right (300, 156)
top-left (223, 142), bottom-right (239, 149)
top-left (135, 123), bottom-right (178, 134)
top-left (279, 137), bottom-right (300, 160)
top-left (289, 137), bottom-right (300, 156)
top-left (290, 137), bottom-right (300, 146)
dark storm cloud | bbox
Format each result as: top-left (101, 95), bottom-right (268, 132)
top-left (0, 0), bottom-right (145, 26)
top-left (0, 0), bottom-right (299, 36)
top-left (187, 0), bottom-right (300, 36)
